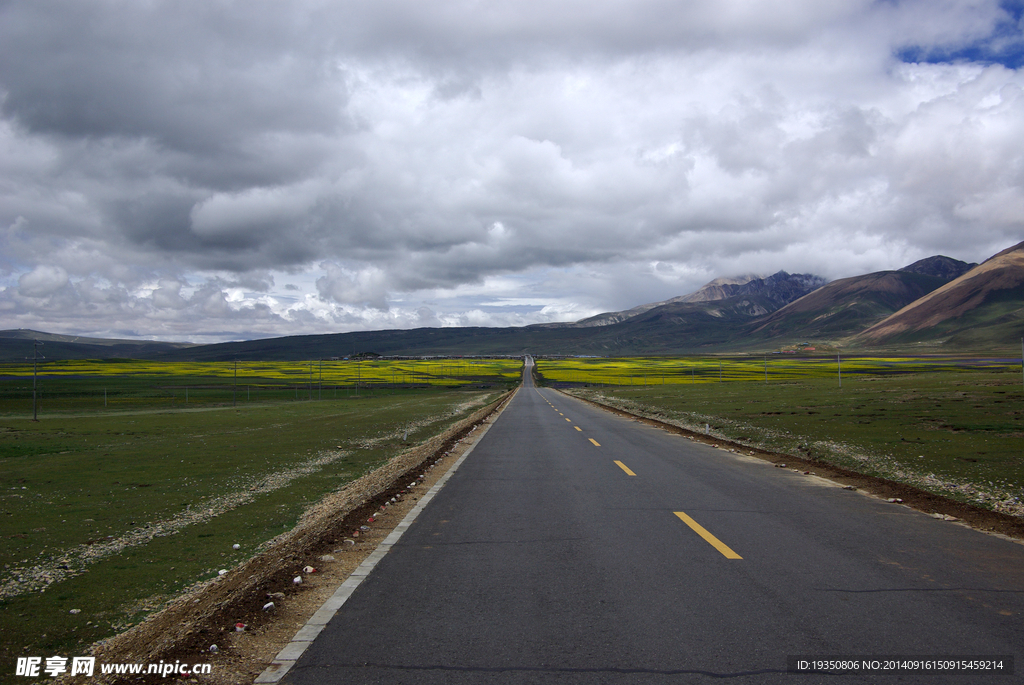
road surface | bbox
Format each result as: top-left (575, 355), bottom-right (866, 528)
top-left (282, 357), bottom-right (1023, 683)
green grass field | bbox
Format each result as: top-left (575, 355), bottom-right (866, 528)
top-left (0, 360), bottom-right (518, 670)
top-left (536, 354), bottom-right (1021, 386)
top-left (540, 357), bottom-right (1024, 518)
top-left (0, 358), bottom-right (522, 417)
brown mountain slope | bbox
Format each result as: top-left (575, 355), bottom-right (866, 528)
top-left (749, 270), bottom-right (949, 340)
top-left (857, 240), bottom-right (1024, 344)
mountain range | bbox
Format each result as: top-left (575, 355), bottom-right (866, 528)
top-left (1, 242), bottom-right (1021, 360)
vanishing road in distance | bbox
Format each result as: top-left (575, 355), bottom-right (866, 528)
top-left (283, 357), bottom-right (1023, 684)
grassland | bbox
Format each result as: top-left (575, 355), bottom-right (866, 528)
top-left (0, 359), bottom-right (519, 671)
top-left (537, 357), bottom-right (1024, 518)
top-left (535, 354), bottom-right (1021, 386)
top-left (0, 358), bottom-right (522, 416)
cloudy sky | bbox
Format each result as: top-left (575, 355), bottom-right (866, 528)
top-left (1, 0), bottom-right (1022, 342)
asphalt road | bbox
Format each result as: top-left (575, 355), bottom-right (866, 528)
top-left (284, 358), bottom-right (1024, 684)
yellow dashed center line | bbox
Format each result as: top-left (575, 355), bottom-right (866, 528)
top-left (614, 460), bottom-right (636, 476)
top-left (565, 418), bottom-right (571, 422)
top-left (674, 512), bottom-right (742, 559)
top-left (574, 426), bottom-right (582, 431)
top-left (589, 438), bottom-right (601, 447)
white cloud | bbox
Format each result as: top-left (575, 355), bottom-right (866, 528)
top-left (17, 265), bottom-right (69, 298)
top-left (0, 0), bottom-right (1021, 341)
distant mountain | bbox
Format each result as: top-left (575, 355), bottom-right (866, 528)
top-left (559, 271), bottom-right (824, 328)
top-left (749, 270), bottom-right (952, 342)
top-left (5, 247), bottom-right (1020, 360)
top-left (732, 271), bottom-right (827, 309)
top-left (857, 241), bottom-right (1024, 346)
top-left (899, 255), bottom-right (976, 280)
top-left (677, 274), bottom-right (763, 303)
top-left (565, 301), bottom-right (666, 328)
top-left (0, 329), bottom-right (195, 360)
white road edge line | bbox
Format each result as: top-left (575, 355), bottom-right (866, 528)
top-left (254, 405), bottom-right (506, 684)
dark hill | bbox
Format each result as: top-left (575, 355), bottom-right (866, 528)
top-left (6, 249), bottom-right (1018, 360)
top-left (749, 271), bottom-right (952, 342)
top-left (553, 271), bottom-right (825, 328)
top-left (899, 255), bottom-right (976, 280)
top-left (857, 241), bottom-right (1024, 346)
top-left (0, 329), bottom-right (194, 361)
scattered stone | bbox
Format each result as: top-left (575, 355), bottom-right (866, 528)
top-left (318, 554), bottom-right (336, 562)
top-left (843, 486), bottom-right (856, 491)
top-left (209, 645), bottom-right (219, 653)
top-left (232, 544), bottom-right (241, 550)
top-left (69, 609), bottom-right (81, 614)
top-left (266, 592), bottom-right (285, 600)
top-left (293, 576), bottom-right (302, 585)
top-left (218, 569), bottom-right (228, 576)
top-left (360, 525), bottom-right (370, 531)
top-left (887, 497), bottom-right (904, 503)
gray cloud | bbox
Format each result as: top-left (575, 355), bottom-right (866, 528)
top-left (0, 0), bottom-right (1022, 340)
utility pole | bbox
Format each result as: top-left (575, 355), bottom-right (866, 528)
top-left (32, 340), bottom-right (43, 421)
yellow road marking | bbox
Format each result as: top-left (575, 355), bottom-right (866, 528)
top-left (574, 426), bottom-right (582, 431)
top-left (673, 512), bottom-right (742, 559)
top-left (589, 438), bottom-right (601, 447)
top-left (613, 460), bottom-right (636, 476)
top-left (565, 418), bottom-right (571, 422)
